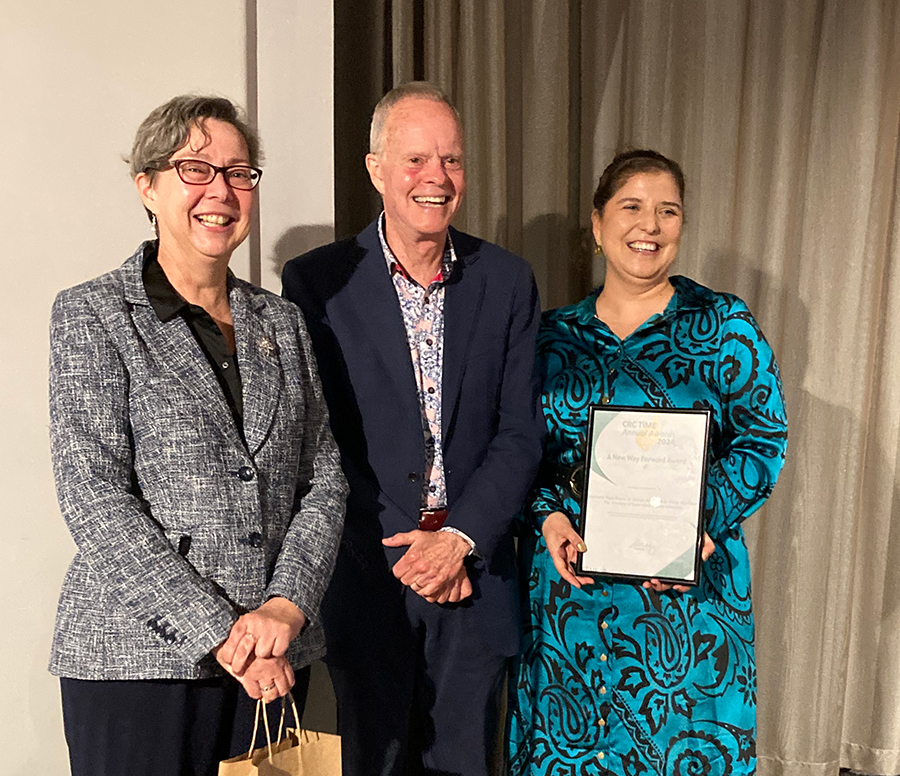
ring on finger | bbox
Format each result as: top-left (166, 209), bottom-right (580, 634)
top-left (260, 683), bottom-right (275, 692)
top-left (246, 632), bottom-right (258, 641)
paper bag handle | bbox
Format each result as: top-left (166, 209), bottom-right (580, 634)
top-left (243, 692), bottom-right (302, 763)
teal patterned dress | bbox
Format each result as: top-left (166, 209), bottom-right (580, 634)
top-left (508, 277), bottom-right (787, 776)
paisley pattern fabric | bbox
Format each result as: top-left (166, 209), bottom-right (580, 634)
top-left (508, 277), bottom-right (787, 776)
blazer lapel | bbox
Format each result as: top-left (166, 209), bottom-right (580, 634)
top-left (338, 239), bottom-right (421, 420)
top-left (442, 252), bottom-right (486, 440)
top-left (232, 284), bottom-right (281, 456)
top-left (122, 249), bottom-right (244, 450)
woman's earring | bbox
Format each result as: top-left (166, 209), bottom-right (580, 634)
top-left (150, 213), bottom-right (158, 235)
top-left (594, 243), bottom-right (602, 256)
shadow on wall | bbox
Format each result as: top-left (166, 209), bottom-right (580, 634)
top-left (726, 265), bottom-right (866, 773)
top-left (493, 213), bottom-right (594, 311)
top-left (269, 224), bottom-right (336, 281)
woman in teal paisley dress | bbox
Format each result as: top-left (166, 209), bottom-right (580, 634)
top-left (508, 150), bottom-right (787, 776)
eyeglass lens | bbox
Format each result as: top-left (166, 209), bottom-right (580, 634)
top-left (174, 160), bottom-right (260, 190)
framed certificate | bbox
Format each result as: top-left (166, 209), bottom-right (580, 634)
top-left (575, 406), bottom-right (711, 586)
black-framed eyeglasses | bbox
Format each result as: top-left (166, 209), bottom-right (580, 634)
top-left (152, 159), bottom-right (263, 190)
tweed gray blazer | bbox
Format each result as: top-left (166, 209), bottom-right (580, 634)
top-left (48, 242), bottom-right (346, 680)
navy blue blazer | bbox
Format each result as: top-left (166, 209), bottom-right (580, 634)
top-left (282, 220), bottom-right (543, 656)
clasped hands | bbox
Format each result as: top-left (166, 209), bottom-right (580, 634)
top-left (213, 596), bottom-right (306, 701)
top-left (383, 529), bottom-right (472, 604)
top-left (542, 511), bottom-right (716, 593)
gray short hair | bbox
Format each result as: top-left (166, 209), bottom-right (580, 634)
top-left (369, 81), bottom-right (462, 156)
top-left (128, 94), bottom-right (262, 182)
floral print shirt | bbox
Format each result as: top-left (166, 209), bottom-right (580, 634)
top-left (378, 213), bottom-right (456, 510)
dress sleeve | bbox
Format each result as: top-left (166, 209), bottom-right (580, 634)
top-left (525, 461), bottom-right (568, 531)
top-left (49, 290), bottom-right (238, 663)
top-left (705, 299), bottom-right (788, 538)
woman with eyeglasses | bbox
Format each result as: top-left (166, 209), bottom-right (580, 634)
top-left (48, 95), bottom-right (346, 776)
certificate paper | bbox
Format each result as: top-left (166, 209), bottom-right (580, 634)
top-left (575, 406), bottom-right (711, 585)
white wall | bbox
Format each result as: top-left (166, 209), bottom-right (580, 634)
top-left (0, 2), bottom-right (333, 771)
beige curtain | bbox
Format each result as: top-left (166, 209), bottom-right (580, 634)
top-left (336, 1), bottom-right (900, 773)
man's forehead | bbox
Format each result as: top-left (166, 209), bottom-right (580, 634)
top-left (383, 98), bottom-right (463, 145)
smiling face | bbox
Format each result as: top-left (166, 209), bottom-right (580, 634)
top-left (135, 118), bottom-right (254, 267)
top-left (365, 97), bottom-right (465, 246)
top-left (592, 170), bottom-right (683, 287)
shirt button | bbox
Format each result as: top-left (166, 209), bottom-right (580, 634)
top-left (426, 338), bottom-right (433, 346)
top-left (238, 466), bottom-right (255, 482)
top-left (427, 387), bottom-right (436, 394)
top-left (248, 531), bottom-right (263, 548)
top-left (423, 296), bottom-right (430, 304)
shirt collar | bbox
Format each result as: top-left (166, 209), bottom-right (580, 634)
top-left (564, 275), bottom-right (717, 326)
top-left (142, 242), bottom-right (188, 322)
top-left (377, 211), bottom-right (456, 285)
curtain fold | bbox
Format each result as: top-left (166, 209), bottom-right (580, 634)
top-left (333, 2), bottom-right (900, 773)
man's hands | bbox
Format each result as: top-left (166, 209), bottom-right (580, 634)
top-left (383, 529), bottom-right (472, 604)
top-left (215, 596), bottom-right (306, 700)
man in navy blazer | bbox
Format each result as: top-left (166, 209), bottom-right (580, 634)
top-left (282, 82), bottom-right (543, 776)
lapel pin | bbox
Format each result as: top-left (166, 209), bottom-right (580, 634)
top-left (258, 337), bottom-right (276, 356)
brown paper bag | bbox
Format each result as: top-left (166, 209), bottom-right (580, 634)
top-left (258, 728), bottom-right (342, 775)
top-left (219, 694), bottom-right (341, 776)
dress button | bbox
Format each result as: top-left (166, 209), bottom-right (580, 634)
top-left (600, 654), bottom-right (607, 662)
top-left (248, 532), bottom-right (263, 548)
top-left (238, 466), bottom-right (255, 482)
top-left (600, 395), bottom-right (610, 405)
top-left (601, 589), bottom-right (609, 597)
top-left (598, 752), bottom-right (605, 760)
top-left (408, 473), bottom-right (419, 482)
top-left (600, 686), bottom-right (607, 695)
top-left (599, 719), bottom-right (606, 727)
top-left (601, 621), bottom-right (609, 629)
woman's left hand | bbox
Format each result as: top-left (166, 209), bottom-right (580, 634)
top-left (218, 597), bottom-right (307, 675)
top-left (642, 532), bottom-right (716, 593)
top-left (237, 655), bottom-right (296, 701)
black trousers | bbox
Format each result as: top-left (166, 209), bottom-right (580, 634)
top-left (60, 669), bottom-right (310, 776)
top-left (325, 588), bottom-right (507, 776)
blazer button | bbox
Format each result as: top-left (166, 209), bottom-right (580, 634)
top-left (408, 473), bottom-right (419, 482)
top-left (238, 466), bottom-right (255, 482)
top-left (248, 532), bottom-right (264, 548)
